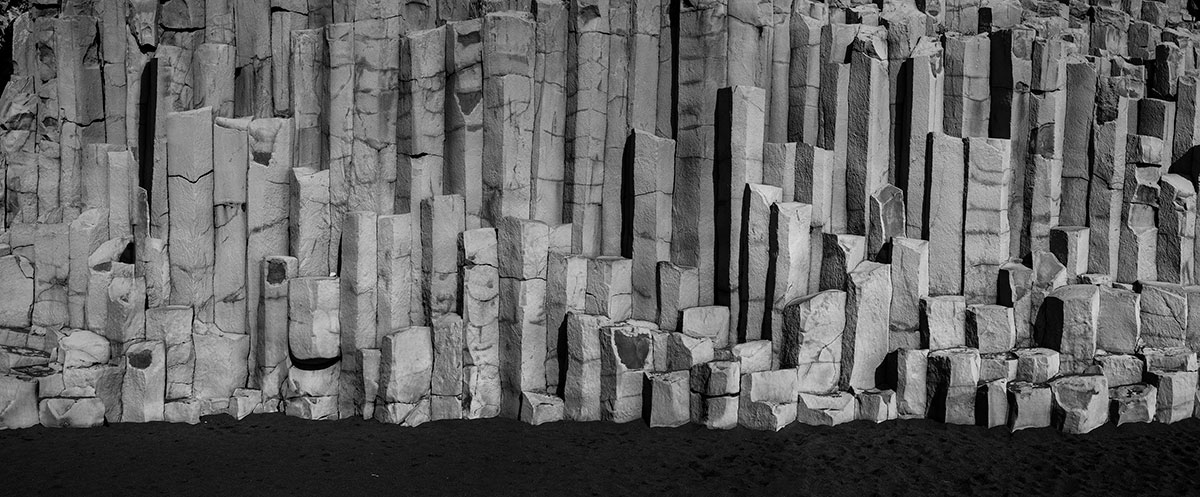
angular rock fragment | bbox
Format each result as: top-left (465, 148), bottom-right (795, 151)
top-left (977, 379), bottom-right (1009, 428)
top-left (1142, 347), bottom-right (1199, 373)
top-left (1036, 285), bottom-right (1099, 373)
top-left (842, 261), bottom-right (891, 391)
top-left (657, 263), bottom-right (699, 333)
top-left (1095, 353), bottom-right (1144, 388)
top-left (966, 305), bottom-right (1015, 354)
top-left (927, 347), bottom-right (981, 425)
top-left (680, 306), bottom-right (731, 349)
top-left (121, 340), bottom-right (165, 423)
top-left (1148, 370), bottom-right (1197, 424)
top-left (519, 391), bottom-right (564, 426)
top-left (732, 340), bottom-right (772, 375)
top-left (0, 374), bottom-right (38, 429)
top-left (39, 398), bottom-right (106, 428)
top-left (1050, 374), bottom-right (1109, 434)
top-left (1007, 381), bottom-right (1052, 432)
top-left (921, 295), bottom-right (966, 350)
top-left (796, 391), bottom-right (858, 426)
top-left (645, 370), bottom-right (689, 428)
top-left (781, 290), bottom-right (844, 394)
top-left (431, 314), bottom-right (464, 421)
top-left (856, 389), bottom-right (898, 423)
top-left (600, 325), bottom-right (652, 423)
top-left (1111, 384), bottom-right (1156, 426)
top-left (1097, 286), bottom-right (1140, 354)
top-left (287, 277), bottom-right (340, 361)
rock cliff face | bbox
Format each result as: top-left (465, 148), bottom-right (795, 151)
top-left (0, 0), bottom-right (1199, 435)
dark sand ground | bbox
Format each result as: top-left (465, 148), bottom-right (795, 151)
top-left (3, 414), bottom-right (1199, 496)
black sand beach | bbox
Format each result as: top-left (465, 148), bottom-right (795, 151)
top-left (3, 415), bottom-right (1199, 496)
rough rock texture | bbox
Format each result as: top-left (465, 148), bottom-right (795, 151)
top-left (1050, 374), bottom-right (1109, 434)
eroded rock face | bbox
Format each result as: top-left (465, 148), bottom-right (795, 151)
top-left (0, 374), bottom-right (38, 429)
top-left (1111, 384), bottom-right (1156, 426)
top-left (1050, 374), bottom-right (1109, 434)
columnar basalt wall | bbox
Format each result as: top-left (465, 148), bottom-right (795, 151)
top-left (2, 0), bottom-right (1200, 435)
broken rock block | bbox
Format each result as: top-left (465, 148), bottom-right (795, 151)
top-left (1139, 282), bottom-right (1188, 348)
top-left (921, 295), bottom-right (966, 350)
top-left (229, 388), bottom-right (263, 420)
top-left (0, 255), bottom-right (34, 328)
top-left (966, 305), bottom-right (1016, 354)
top-left (600, 325), bottom-right (652, 423)
top-left (1095, 353), bottom-right (1144, 387)
top-left (680, 306), bottom-right (731, 349)
top-left (287, 277), bottom-right (341, 361)
top-left (980, 352), bottom-right (1018, 383)
top-left (781, 290), bottom-right (845, 394)
top-left (121, 340), bottom-right (165, 423)
top-left (1096, 286), bottom-right (1140, 354)
top-left (842, 261), bottom-right (891, 391)
top-left (690, 393), bottom-right (739, 430)
top-left (164, 399), bottom-right (202, 425)
top-left (0, 345), bottom-right (51, 374)
top-left (897, 348), bottom-right (929, 418)
top-left (1014, 348), bottom-right (1061, 383)
top-left (1036, 284), bottom-right (1100, 373)
top-left (1141, 347), bottom-right (1198, 373)
top-left (1050, 374), bottom-right (1110, 434)
top-left (732, 340), bottom-right (772, 374)
top-left (645, 371), bottom-right (689, 428)
top-left (664, 333), bottom-right (714, 371)
top-left (977, 379), bottom-right (1009, 429)
top-left (519, 391), bottom-right (564, 425)
top-left (1111, 384), bottom-right (1156, 426)
top-left (0, 374), bottom-right (38, 429)
top-left (856, 389), bottom-right (898, 423)
top-left (283, 366), bottom-right (340, 399)
top-left (796, 391), bottom-right (858, 426)
top-left (564, 312), bottom-right (605, 422)
top-left (39, 397), bottom-right (105, 428)
top-left (1007, 381), bottom-right (1052, 432)
top-left (378, 327), bottom-right (433, 407)
top-left (927, 347), bottom-right (981, 425)
top-left (284, 396), bottom-right (340, 421)
top-left (689, 361), bottom-right (740, 430)
top-left (192, 326), bottom-right (250, 402)
top-left (59, 329), bottom-right (110, 368)
top-left (739, 369), bottom-right (799, 431)
top-left (1149, 370), bottom-right (1197, 424)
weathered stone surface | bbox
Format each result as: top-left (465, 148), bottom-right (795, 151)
top-left (1007, 381), bottom-right (1052, 432)
top-left (420, 195), bottom-right (464, 324)
top-left (1097, 286), bottom-right (1140, 354)
top-left (856, 389), bottom-right (898, 423)
top-left (732, 340), bottom-right (772, 375)
top-left (1149, 370), bottom-right (1197, 424)
top-left (585, 256), bottom-right (633, 323)
top-left (1051, 375), bottom-right (1110, 438)
top-left (121, 340), bottom-right (165, 423)
top-left (563, 312), bottom-right (606, 421)
top-left (927, 134), bottom-right (965, 295)
top-left (164, 399), bottom-right (202, 424)
top-left (378, 215), bottom-right (413, 335)
top-left (289, 168), bottom-right (332, 278)
top-left (1140, 282), bottom-right (1188, 348)
top-left (1111, 384), bottom-right (1156, 426)
top-left (680, 306), bottom-right (731, 349)
top-left (600, 324), bottom-right (652, 423)
top-left (1014, 347), bottom-right (1061, 383)
top-left (977, 378), bottom-right (1009, 428)
top-left (59, 329), bottom-right (109, 369)
top-left (819, 233), bottom-right (866, 291)
top-left (980, 352), bottom-right (1018, 383)
top-left (1142, 347), bottom-right (1199, 373)
top-left (445, 19), bottom-right (484, 229)
top-left (431, 314), bottom-right (464, 421)
top-left (257, 256), bottom-right (295, 407)
top-left (0, 346), bottom-right (50, 374)
top-left (0, 255), bottom-right (34, 328)
top-left (167, 108), bottom-right (216, 324)
top-left (519, 391), bottom-right (564, 425)
top-left (378, 327), bottom-right (433, 410)
top-left (229, 388), bottom-right (263, 420)
top-left (1049, 226), bottom-right (1090, 281)
top-left (737, 183), bottom-right (781, 341)
top-left (966, 305), bottom-right (1015, 354)
top-left (690, 393), bottom-right (739, 430)
top-left (0, 374), bottom-right (38, 429)
top-left (106, 263), bottom-right (146, 354)
top-left (664, 333), bottom-right (715, 372)
top-left (287, 277), bottom-right (340, 361)
top-left (842, 261), bottom-right (891, 391)
top-left (1036, 285), bottom-right (1099, 373)
top-left (889, 237), bottom-right (928, 334)
top-left (192, 324), bottom-right (250, 405)
top-left (796, 391), bottom-right (858, 426)
top-left (630, 131), bottom-right (676, 323)
top-left (657, 262), bottom-right (699, 333)
top-left (922, 295), bottom-right (966, 350)
top-left (39, 397), bottom-right (106, 428)
top-left (999, 262), bottom-right (1035, 347)
top-left (646, 370), bottom-right (689, 428)
top-left (781, 290), bottom-right (844, 394)
top-left (286, 367), bottom-right (340, 399)
top-left (1095, 353), bottom-right (1144, 388)
top-left (927, 347), bottom-right (981, 425)
top-left (462, 228), bottom-right (500, 419)
top-left (715, 86), bottom-right (766, 342)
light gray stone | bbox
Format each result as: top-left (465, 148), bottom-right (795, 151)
top-left (1050, 374), bottom-right (1109, 434)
